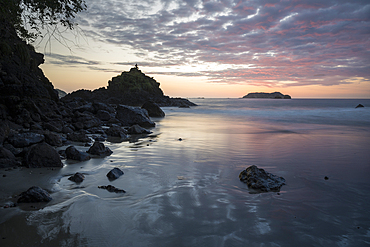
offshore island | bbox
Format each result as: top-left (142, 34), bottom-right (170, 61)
top-left (243, 92), bottom-right (292, 99)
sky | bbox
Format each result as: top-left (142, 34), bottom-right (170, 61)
top-left (37, 0), bottom-right (370, 98)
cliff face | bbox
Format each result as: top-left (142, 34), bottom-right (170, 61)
top-left (0, 19), bottom-right (60, 124)
top-left (243, 92), bottom-right (291, 99)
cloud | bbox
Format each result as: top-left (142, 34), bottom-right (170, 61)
top-left (74, 0), bottom-right (370, 87)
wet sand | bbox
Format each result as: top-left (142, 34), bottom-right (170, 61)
top-left (1, 99), bottom-right (370, 246)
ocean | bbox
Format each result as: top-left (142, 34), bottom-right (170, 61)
top-left (1, 98), bottom-right (370, 246)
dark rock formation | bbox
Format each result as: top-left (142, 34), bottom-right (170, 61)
top-left (44, 131), bottom-right (63, 147)
top-left (61, 67), bottom-right (196, 107)
top-left (98, 185), bottom-right (126, 193)
top-left (239, 165), bottom-right (285, 192)
top-left (116, 105), bottom-right (155, 128)
top-left (87, 141), bottom-right (113, 156)
top-left (25, 142), bottom-right (63, 168)
top-left (243, 92), bottom-right (291, 99)
top-left (105, 126), bottom-right (128, 139)
top-left (127, 124), bottom-right (152, 135)
top-left (0, 19), bottom-right (60, 127)
top-left (107, 167), bottom-right (124, 180)
top-left (7, 132), bottom-right (44, 148)
top-left (68, 172), bottom-right (85, 183)
top-left (0, 146), bottom-right (19, 168)
top-left (355, 104), bottom-right (364, 108)
top-left (65, 146), bottom-right (91, 161)
top-left (67, 131), bottom-right (91, 143)
top-left (141, 101), bottom-right (165, 118)
top-left (17, 186), bottom-right (52, 203)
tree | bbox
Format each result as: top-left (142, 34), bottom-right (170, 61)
top-left (0, 0), bottom-right (86, 42)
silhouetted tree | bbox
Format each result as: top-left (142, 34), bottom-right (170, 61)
top-left (0, 0), bottom-right (86, 41)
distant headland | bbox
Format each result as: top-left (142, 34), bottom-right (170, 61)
top-left (242, 92), bottom-right (291, 99)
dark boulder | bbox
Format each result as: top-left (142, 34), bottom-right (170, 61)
top-left (44, 131), bottom-right (63, 147)
top-left (127, 124), bottom-right (152, 135)
top-left (98, 185), bottom-right (126, 193)
top-left (87, 141), bottom-right (113, 156)
top-left (17, 186), bottom-right (52, 203)
top-left (0, 146), bottom-right (19, 168)
top-left (141, 101), bottom-right (165, 118)
top-left (239, 165), bottom-right (285, 192)
top-left (93, 102), bottom-right (115, 113)
top-left (96, 110), bottom-right (112, 121)
top-left (355, 104), bottom-right (364, 108)
top-left (67, 131), bottom-right (91, 143)
top-left (68, 172), bottom-right (85, 183)
top-left (43, 121), bottom-right (63, 133)
top-left (107, 167), bottom-right (124, 180)
top-left (65, 146), bottom-right (91, 161)
top-left (25, 142), bottom-right (63, 168)
top-left (116, 105), bottom-right (155, 128)
top-left (105, 126), bottom-right (128, 139)
top-left (7, 132), bottom-right (44, 148)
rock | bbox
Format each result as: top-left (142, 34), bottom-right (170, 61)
top-left (68, 172), bottom-right (85, 183)
top-left (105, 126), bottom-right (128, 139)
top-left (0, 146), bottom-right (19, 168)
top-left (355, 104), bottom-right (364, 108)
top-left (17, 186), bottom-right (52, 203)
top-left (116, 105), bottom-right (155, 128)
top-left (107, 167), bottom-right (124, 180)
top-left (87, 141), bottom-right (113, 156)
top-left (239, 165), bottom-right (285, 192)
top-left (43, 121), bottom-right (63, 133)
top-left (98, 185), bottom-right (126, 193)
top-left (65, 146), bottom-right (91, 161)
top-left (0, 120), bottom-right (10, 144)
top-left (67, 131), bottom-right (91, 143)
top-left (93, 102), bottom-right (115, 113)
top-left (25, 142), bottom-right (63, 168)
top-left (7, 132), bottom-right (44, 148)
top-left (3, 143), bottom-right (22, 156)
top-left (44, 131), bottom-right (63, 147)
top-left (141, 101), bottom-right (165, 118)
top-left (62, 126), bottom-right (74, 134)
top-left (324, 176), bottom-right (329, 180)
top-left (127, 124), bottom-right (152, 135)
top-left (96, 110), bottom-right (112, 121)
top-left (179, 105), bottom-right (190, 108)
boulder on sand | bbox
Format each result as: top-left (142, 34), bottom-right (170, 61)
top-left (65, 146), bottom-right (91, 161)
top-left (116, 105), bottom-right (155, 128)
top-left (17, 186), bottom-right (52, 203)
top-left (25, 142), bottom-right (63, 168)
top-left (68, 172), bottom-right (85, 183)
top-left (239, 165), bottom-right (285, 192)
top-left (87, 141), bottom-right (113, 156)
top-left (107, 167), bottom-right (124, 180)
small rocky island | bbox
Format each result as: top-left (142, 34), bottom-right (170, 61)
top-left (243, 92), bottom-right (291, 99)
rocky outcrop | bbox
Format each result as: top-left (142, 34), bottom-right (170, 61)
top-left (355, 104), bottom-right (364, 108)
top-left (17, 186), bottom-right (52, 203)
top-left (106, 167), bottom-right (124, 180)
top-left (127, 124), bottom-right (152, 135)
top-left (61, 67), bottom-right (196, 107)
top-left (243, 92), bottom-right (291, 99)
top-left (239, 165), bottom-right (285, 192)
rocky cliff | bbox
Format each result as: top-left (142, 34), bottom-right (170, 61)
top-left (62, 66), bottom-right (196, 107)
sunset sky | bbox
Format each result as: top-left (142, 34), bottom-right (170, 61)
top-left (37, 0), bottom-right (370, 98)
